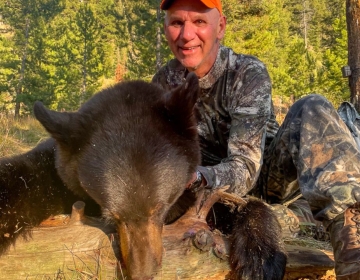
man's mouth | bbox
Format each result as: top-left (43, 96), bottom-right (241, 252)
top-left (180, 46), bottom-right (199, 51)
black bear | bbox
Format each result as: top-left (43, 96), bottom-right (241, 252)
top-left (0, 73), bottom-right (286, 280)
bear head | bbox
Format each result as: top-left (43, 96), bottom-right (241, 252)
top-left (34, 73), bottom-right (201, 279)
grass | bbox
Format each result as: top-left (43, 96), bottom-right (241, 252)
top-left (0, 95), bottom-right (290, 158)
top-left (0, 113), bottom-right (49, 158)
top-left (0, 63), bottom-right (291, 152)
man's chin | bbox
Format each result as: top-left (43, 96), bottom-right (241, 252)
top-left (179, 60), bottom-right (201, 72)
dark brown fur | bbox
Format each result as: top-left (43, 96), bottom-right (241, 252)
top-left (0, 73), bottom-right (286, 279)
top-left (32, 73), bottom-right (201, 279)
top-left (229, 199), bottom-right (287, 280)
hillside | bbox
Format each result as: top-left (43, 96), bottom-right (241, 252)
top-left (0, 114), bottom-right (48, 157)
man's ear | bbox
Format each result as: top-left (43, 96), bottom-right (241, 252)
top-left (217, 15), bottom-right (227, 40)
top-left (164, 20), bottom-right (170, 42)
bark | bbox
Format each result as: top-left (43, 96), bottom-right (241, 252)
top-left (347, 0), bottom-right (360, 111)
top-left (14, 17), bottom-right (30, 118)
top-left (80, 5), bottom-right (88, 106)
top-left (156, 4), bottom-right (162, 72)
top-left (0, 194), bottom-right (335, 279)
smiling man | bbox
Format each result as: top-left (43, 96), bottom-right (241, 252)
top-left (154, 0), bottom-right (276, 197)
top-left (163, 0), bottom-right (225, 78)
top-left (153, 0), bottom-right (360, 279)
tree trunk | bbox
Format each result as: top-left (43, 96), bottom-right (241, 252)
top-left (302, 0), bottom-right (309, 49)
top-left (0, 194), bottom-right (336, 279)
top-left (347, 0), bottom-right (360, 111)
top-left (80, 4), bottom-right (88, 106)
top-left (155, 4), bottom-right (162, 72)
top-left (14, 17), bottom-right (30, 119)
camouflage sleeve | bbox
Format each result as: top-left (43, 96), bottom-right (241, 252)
top-left (153, 57), bottom-right (274, 197)
top-left (200, 61), bottom-right (273, 197)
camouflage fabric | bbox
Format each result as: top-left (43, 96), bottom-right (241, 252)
top-left (152, 45), bottom-right (278, 197)
top-left (262, 94), bottom-right (360, 226)
top-left (153, 46), bottom-right (360, 226)
top-left (338, 101), bottom-right (360, 150)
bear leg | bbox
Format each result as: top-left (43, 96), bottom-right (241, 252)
top-left (229, 199), bottom-right (287, 280)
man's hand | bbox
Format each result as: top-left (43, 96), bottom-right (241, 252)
top-left (186, 171), bottom-right (206, 192)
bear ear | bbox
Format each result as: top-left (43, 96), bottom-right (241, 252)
top-left (162, 72), bottom-right (199, 137)
top-left (33, 101), bottom-right (76, 145)
top-left (164, 72), bottom-right (199, 118)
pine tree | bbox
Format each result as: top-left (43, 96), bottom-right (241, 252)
top-left (317, 14), bottom-right (349, 107)
top-left (0, 36), bottom-right (18, 112)
top-left (0, 0), bottom-right (63, 116)
top-left (123, 0), bottom-right (172, 81)
top-left (0, 0), bottom-right (350, 114)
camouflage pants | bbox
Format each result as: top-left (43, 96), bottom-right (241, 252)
top-left (261, 94), bottom-right (360, 227)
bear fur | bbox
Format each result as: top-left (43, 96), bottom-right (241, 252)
top-left (0, 73), bottom-right (286, 280)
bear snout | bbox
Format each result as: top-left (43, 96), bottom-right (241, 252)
top-left (117, 221), bottom-right (163, 279)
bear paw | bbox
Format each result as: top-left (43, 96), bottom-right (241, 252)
top-left (193, 229), bottom-right (214, 252)
top-left (212, 234), bottom-right (229, 260)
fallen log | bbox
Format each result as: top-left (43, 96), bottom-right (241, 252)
top-left (0, 192), bottom-right (335, 279)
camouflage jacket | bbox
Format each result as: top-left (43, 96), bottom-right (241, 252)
top-left (152, 46), bottom-right (279, 197)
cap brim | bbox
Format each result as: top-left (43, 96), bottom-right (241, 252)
top-left (160, 0), bottom-right (215, 10)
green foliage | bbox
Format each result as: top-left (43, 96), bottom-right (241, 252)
top-left (0, 36), bottom-right (18, 111)
top-left (222, 0), bottom-right (349, 106)
top-left (49, 2), bottom-right (106, 109)
top-left (122, 0), bottom-right (172, 81)
top-left (316, 14), bottom-right (349, 107)
top-left (0, 0), bottom-right (128, 113)
top-left (0, 0), bottom-right (352, 114)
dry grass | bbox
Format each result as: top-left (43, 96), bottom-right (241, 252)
top-left (0, 114), bottom-right (118, 279)
top-left (0, 113), bottom-right (49, 158)
top-left (273, 95), bottom-right (292, 124)
top-left (0, 96), bottom-right (288, 159)
top-left (284, 236), bottom-right (332, 251)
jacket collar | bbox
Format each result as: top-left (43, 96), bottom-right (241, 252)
top-left (198, 45), bottom-right (228, 90)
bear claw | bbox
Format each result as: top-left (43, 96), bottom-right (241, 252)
top-left (193, 229), bottom-right (214, 252)
top-left (212, 236), bottom-right (228, 260)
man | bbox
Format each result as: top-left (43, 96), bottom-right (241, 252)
top-left (153, 0), bottom-right (360, 278)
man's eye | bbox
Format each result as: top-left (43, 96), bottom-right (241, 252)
top-left (171, 21), bottom-right (183, 27)
top-left (194, 19), bottom-right (206, 26)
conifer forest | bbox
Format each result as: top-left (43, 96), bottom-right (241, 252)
top-left (0, 0), bottom-right (350, 117)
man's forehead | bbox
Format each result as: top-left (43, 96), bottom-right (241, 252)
top-left (165, 4), bottom-right (212, 18)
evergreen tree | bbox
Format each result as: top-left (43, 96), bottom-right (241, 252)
top-left (318, 14), bottom-right (349, 107)
top-left (0, 0), bottom-right (63, 116)
top-left (46, 0), bottom-right (127, 110)
top-left (0, 36), bottom-right (18, 112)
top-left (0, 0), bottom-right (350, 114)
top-left (123, 0), bottom-right (172, 81)
top-left (223, 0), bottom-right (294, 98)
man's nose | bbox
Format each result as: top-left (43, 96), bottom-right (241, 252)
top-left (180, 22), bottom-right (196, 41)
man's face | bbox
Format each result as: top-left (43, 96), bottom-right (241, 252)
top-left (164, 0), bottom-right (226, 78)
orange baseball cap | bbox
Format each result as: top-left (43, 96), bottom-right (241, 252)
top-left (160, 0), bottom-right (223, 15)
